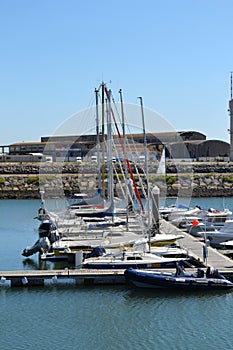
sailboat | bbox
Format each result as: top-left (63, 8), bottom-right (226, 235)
top-left (22, 84), bottom-right (185, 262)
top-left (67, 84), bottom-right (115, 218)
top-left (82, 248), bottom-right (190, 270)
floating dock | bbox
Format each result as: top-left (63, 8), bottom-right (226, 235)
top-left (180, 231), bottom-right (233, 276)
top-left (0, 268), bottom-right (126, 287)
top-left (2, 221), bottom-right (233, 287)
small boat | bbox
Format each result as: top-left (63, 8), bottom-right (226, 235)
top-left (50, 230), bottom-right (144, 259)
top-left (124, 266), bottom-right (233, 290)
top-left (188, 208), bottom-right (232, 237)
top-left (70, 200), bottom-right (115, 218)
top-left (159, 204), bottom-right (191, 221)
top-left (82, 249), bottom-right (190, 269)
top-left (22, 219), bottom-right (60, 257)
top-left (203, 220), bottom-right (233, 246)
top-left (150, 233), bottom-right (184, 247)
top-left (68, 192), bottom-right (104, 208)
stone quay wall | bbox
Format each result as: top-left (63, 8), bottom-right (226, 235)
top-left (0, 162), bottom-right (233, 199)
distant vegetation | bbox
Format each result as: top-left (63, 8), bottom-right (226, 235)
top-left (0, 177), bottom-right (5, 185)
top-left (222, 175), bottom-right (233, 183)
top-left (27, 175), bottom-right (56, 185)
top-left (27, 176), bottom-right (39, 185)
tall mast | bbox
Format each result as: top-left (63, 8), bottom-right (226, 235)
top-left (95, 88), bottom-right (101, 194)
top-left (138, 97), bottom-right (151, 245)
top-left (119, 89), bottom-right (129, 228)
top-left (101, 82), bottom-right (105, 195)
top-left (105, 86), bottom-right (145, 214)
top-left (106, 89), bottom-right (113, 205)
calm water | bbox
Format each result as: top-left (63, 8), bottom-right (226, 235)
top-left (1, 198), bottom-right (233, 350)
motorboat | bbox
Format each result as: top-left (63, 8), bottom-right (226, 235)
top-left (203, 220), bottom-right (233, 246)
top-left (188, 222), bottom-right (218, 237)
top-left (159, 204), bottom-right (191, 221)
top-left (171, 216), bottom-right (203, 230)
top-left (22, 219), bottom-right (60, 257)
top-left (124, 266), bottom-right (233, 290)
top-left (220, 239), bottom-right (233, 247)
top-left (168, 207), bottom-right (205, 223)
top-left (187, 208), bottom-right (232, 237)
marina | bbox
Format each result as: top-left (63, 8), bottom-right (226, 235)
top-left (2, 197), bottom-right (233, 350)
top-left (2, 2), bottom-right (233, 349)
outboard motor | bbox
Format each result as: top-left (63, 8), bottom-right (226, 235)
top-left (22, 219), bottom-right (60, 258)
top-left (38, 219), bottom-right (60, 243)
top-left (36, 207), bottom-right (51, 221)
top-left (22, 237), bottom-right (51, 257)
top-left (38, 220), bottom-right (57, 237)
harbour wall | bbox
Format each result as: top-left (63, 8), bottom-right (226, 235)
top-left (0, 162), bottom-right (233, 199)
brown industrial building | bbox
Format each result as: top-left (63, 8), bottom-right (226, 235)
top-left (2, 131), bottom-right (230, 162)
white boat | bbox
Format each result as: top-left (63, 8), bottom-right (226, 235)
top-left (202, 220), bottom-right (233, 246)
top-left (132, 237), bottom-right (189, 258)
top-left (188, 222), bottom-right (218, 237)
top-left (52, 230), bottom-right (142, 254)
top-left (159, 204), bottom-right (191, 221)
top-left (82, 249), bottom-right (189, 269)
top-left (187, 208), bottom-right (232, 236)
top-left (220, 239), bottom-right (233, 247)
top-left (205, 208), bottom-right (232, 227)
top-left (150, 233), bottom-right (184, 246)
top-left (47, 230), bottom-right (184, 261)
top-left (162, 205), bottom-right (232, 227)
top-left (150, 246), bottom-right (189, 258)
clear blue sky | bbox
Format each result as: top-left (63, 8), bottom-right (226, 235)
top-left (1, 0), bottom-right (233, 145)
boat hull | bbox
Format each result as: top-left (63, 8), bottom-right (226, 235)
top-left (82, 260), bottom-right (187, 270)
top-left (124, 269), bottom-right (233, 290)
top-left (206, 232), bottom-right (233, 246)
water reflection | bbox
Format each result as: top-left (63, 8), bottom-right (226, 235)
top-left (22, 257), bottom-right (73, 270)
